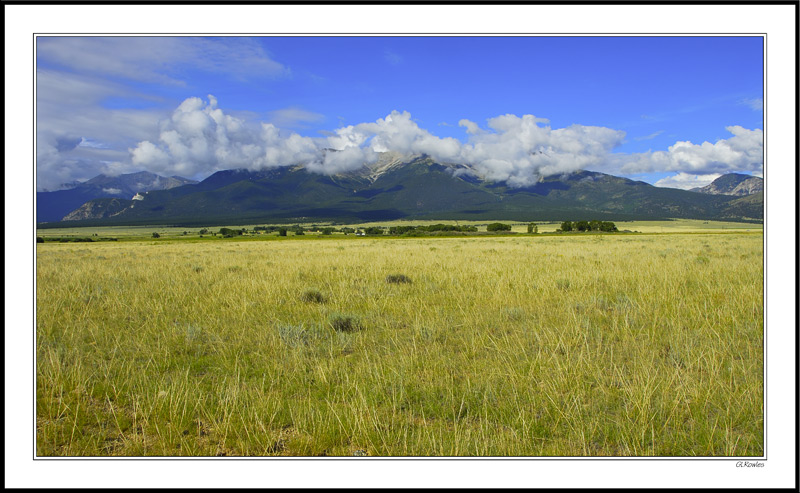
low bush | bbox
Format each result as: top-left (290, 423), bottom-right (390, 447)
top-left (300, 289), bottom-right (326, 303)
top-left (330, 315), bottom-right (361, 333)
top-left (386, 274), bottom-right (412, 284)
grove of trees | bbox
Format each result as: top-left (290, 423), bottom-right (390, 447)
top-left (559, 220), bottom-right (618, 232)
top-left (486, 223), bottom-right (512, 232)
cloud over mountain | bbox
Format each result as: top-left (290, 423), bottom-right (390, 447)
top-left (619, 126), bottom-right (763, 176)
top-left (127, 98), bottom-right (634, 187)
top-left (55, 95), bottom-right (764, 191)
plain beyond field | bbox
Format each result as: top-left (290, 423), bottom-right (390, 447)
top-left (35, 218), bottom-right (763, 241)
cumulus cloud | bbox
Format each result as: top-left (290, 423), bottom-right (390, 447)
top-left (35, 38), bottom-right (294, 190)
top-left (653, 172), bottom-right (722, 190)
top-left (35, 68), bottom-right (166, 190)
top-left (130, 95), bottom-right (303, 177)
top-left (129, 104), bottom-right (465, 178)
top-left (619, 126), bottom-right (763, 176)
top-left (48, 89), bottom-right (764, 192)
top-left (458, 115), bottom-right (626, 187)
top-left (124, 97), bottom-right (763, 190)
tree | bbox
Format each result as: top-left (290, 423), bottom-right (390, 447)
top-left (561, 221), bottom-right (573, 232)
top-left (575, 220), bottom-right (590, 232)
top-left (527, 223), bottom-right (538, 234)
top-left (599, 221), bottom-right (618, 232)
top-left (219, 228), bottom-right (242, 238)
top-left (486, 223), bottom-right (511, 232)
top-left (389, 226), bottom-right (416, 235)
top-left (278, 228), bottom-right (287, 236)
top-left (152, 232), bottom-right (160, 238)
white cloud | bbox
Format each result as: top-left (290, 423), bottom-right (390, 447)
top-left (78, 137), bottom-right (109, 149)
top-left (35, 37), bottom-right (291, 190)
top-left (459, 115), bottom-right (625, 187)
top-left (458, 119), bottom-right (484, 135)
top-left (653, 172), bottom-right (722, 190)
top-left (40, 85), bottom-right (765, 192)
top-left (619, 126), bottom-right (763, 176)
top-left (37, 37), bottom-right (289, 85)
top-left (634, 130), bottom-right (664, 141)
top-left (740, 97), bottom-right (763, 111)
top-left (124, 99), bottom-right (764, 189)
top-left (35, 68), bottom-right (169, 190)
top-left (131, 96), bottom-right (312, 178)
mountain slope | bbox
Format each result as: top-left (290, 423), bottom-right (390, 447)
top-left (36, 171), bottom-right (197, 222)
top-left (691, 173), bottom-right (763, 196)
top-left (50, 158), bottom-right (764, 226)
top-left (62, 198), bottom-right (135, 221)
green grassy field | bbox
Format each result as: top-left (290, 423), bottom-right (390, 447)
top-left (35, 223), bottom-right (764, 456)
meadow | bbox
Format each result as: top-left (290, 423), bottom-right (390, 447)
top-left (35, 226), bottom-right (764, 456)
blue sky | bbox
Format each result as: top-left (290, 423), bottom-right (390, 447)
top-left (36, 36), bottom-right (764, 191)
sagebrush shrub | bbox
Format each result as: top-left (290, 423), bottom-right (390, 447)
top-left (300, 290), bottom-right (326, 303)
top-left (330, 315), bottom-right (360, 333)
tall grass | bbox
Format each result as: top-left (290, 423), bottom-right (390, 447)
top-left (35, 233), bottom-right (763, 456)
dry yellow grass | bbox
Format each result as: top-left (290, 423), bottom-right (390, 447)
top-left (36, 232), bottom-right (763, 456)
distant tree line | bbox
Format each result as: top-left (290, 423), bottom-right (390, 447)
top-left (218, 227), bottom-right (245, 237)
top-left (388, 224), bottom-right (479, 235)
top-left (486, 223), bottom-right (512, 232)
top-left (558, 220), bottom-right (618, 232)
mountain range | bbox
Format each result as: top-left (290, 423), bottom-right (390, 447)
top-left (39, 154), bottom-right (763, 226)
top-left (36, 171), bottom-right (197, 223)
top-left (690, 173), bottom-right (763, 196)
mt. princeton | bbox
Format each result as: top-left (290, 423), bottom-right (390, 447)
top-left (44, 154), bottom-right (763, 226)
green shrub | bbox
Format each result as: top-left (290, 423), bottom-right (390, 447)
top-left (385, 274), bottom-right (412, 284)
top-left (330, 315), bottom-right (361, 333)
top-left (300, 289), bottom-right (326, 303)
